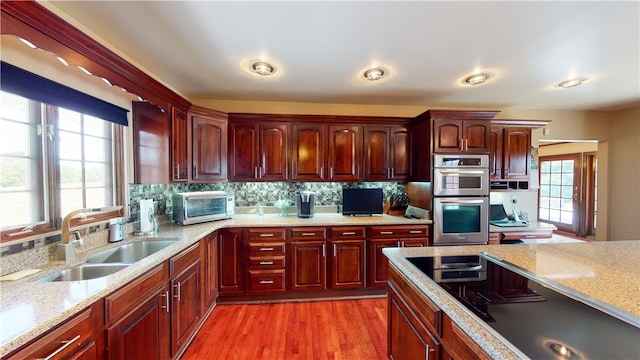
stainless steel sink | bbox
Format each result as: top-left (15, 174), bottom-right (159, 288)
top-left (85, 240), bottom-right (178, 264)
top-left (39, 264), bottom-right (129, 282)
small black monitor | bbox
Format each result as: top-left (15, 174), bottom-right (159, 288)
top-left (342, 188), bottom-right (384, 216)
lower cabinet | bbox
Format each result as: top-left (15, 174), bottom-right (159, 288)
top-left (6, 304), bottom-right (101, 360)
top-left (104, 264), bottom-right (170, 360)
top-left (202, 232), bottom-right (218, 310)
top-left (218, 228), bottom-right (244, 295)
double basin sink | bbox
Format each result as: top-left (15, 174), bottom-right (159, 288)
top-left (39, 240), bottom-right (178, 282)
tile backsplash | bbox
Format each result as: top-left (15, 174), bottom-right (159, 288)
top-left (128, 181), bottom-right (406, 221)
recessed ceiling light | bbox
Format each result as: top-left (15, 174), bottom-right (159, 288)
top-left (464, 72), bottom-right (491, 85)
top-left (363, 67), bottom-right (385, 81)
top-left (558, 77), bottom-right (587, 88)
top-left (252, 62), bottom-right (274, 76)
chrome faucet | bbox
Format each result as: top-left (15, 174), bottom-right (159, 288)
top-left (57, 206), bottom-right (123, 262)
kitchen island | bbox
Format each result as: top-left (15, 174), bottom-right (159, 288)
top-left (0, 213), bottom-right (431, 357)
top-left (383, 240), bottom-right (640, 359)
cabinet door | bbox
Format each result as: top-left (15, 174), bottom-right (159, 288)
top-left (203, 232), bottom-right (218, 309)
top-left (462, 119), bottom-right (491, 153)
top-left (503, 127), bottom-right (531, 180)
top-left (133, 101), bottom-right (170, 184)
top-left (107, 287), bottom-right (170, 360)
top-left (369, 239), bottom-right (399, 288)
top-left (327, 125), bottom-right (360, 181)
top-left (290, 240), bottom-right (326, 291)
top-left (218, 229), bottom-right (244, 294)
top-left (259, 123), bottom-right (288, 181)
top-left (363, 126), bottom-right (390, 181)
top-left (330, 239), bottom-right (365, 289)
top-left (191, 113), bottom-right (227, 181)
top-left (171, 260), bottom-right (201, 357)
top-left (489, 127), bottom-right (504, 180)
top-left (389, 126), bottom-right (411, 180)
top-left (228, 123), bottom-right (258, 181)
top-left (171, 107), bottom-right (189, 182)
top-left (389, 291), bottom-right (439, 360)
top-left (433, 119), bottom-right (463, 153)
top-left (291, 124), bottom-right (324, 181)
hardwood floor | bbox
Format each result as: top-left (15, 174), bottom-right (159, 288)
top-left (182, 298), bottom-right (388, 360)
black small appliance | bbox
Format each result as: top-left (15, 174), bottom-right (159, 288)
top-left (296, 190), bottom-right (315, 218)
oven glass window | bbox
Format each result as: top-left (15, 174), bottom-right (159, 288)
top-left (442, 174), bottom-right (482, 190)
top-left (186, 198), bottom-right (226, 217)
top-left (442, 205), bottom-right (481, 233)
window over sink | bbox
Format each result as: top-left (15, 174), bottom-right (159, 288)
top-left (0, 91), bottom-right (125, 243)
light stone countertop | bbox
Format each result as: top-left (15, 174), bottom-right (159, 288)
top-left (383, 241), bottom-right (640, 360)
top-left (0, 213), bottom-right (430, 357)
top-left (489, 221), bottom-right (557, 233)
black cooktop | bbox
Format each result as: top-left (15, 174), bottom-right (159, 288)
top-left (407, 255), bottom-right (640, 359)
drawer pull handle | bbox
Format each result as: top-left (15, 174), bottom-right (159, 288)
top-left (342, 232), bottom-right (356, 235)
top-left (42, 334), bottom-right (81, 360)
top-left (259, 261), bottom-right (274, 265)
top-left (260, 280), bottom-right (274, 284)
top-left (259, 247), bottom-right (274, 251)
top-left (259, 233), bottom-right (275, 237)
top-left (301, 233), bottom-right (316, 236)
top-left (409, 230), bottom-right (422, 234)
top-left (380, 231), bottom-right (394, 235)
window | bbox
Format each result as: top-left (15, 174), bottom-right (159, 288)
top-left (0, 91), bottom-right (123, 242)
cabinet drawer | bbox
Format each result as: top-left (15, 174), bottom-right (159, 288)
top-left (369, 226), bottom-right (428, 238)
top-left (247, 227), bottom-right (286, 241)
top-left (248, 241), bottom-right (286, 255)
top-left (248, 254), bottom-right (286, 268)
top-left (8, 307), bottom-right (95, 360)
top-left (105, 263), bottom-right (166, 323)
top-left (442, 313), bottom-right (492, 360)
top-left (169, 243), bottom-right (200, 277)
top-left (330, 226), bottom-right (366, 240)
top-left (290, 227), bottom-right (327, 240)
top-left (247, 269), bottom-right (286, 292)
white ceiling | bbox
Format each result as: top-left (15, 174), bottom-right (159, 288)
top-left (46, 1), bottom-right (640, 111)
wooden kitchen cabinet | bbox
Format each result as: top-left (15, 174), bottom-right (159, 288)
top-left (228, 121), bottom-right (288, 181)
top-left (329, 227), bottom-right (367, 290)
top-left (490, 126), bottom-right (531, 181)
top-left (245, 227), bottom-right (287, 294)
top-left (433, 118), bottom-right (491, 153)
top-left (368, 225), bottom-right (429, 287)
top-left (104, 264), bottom-right (169, 360)
top-left (441, 313), bottom-right (492, 360)
top-left (7, 304), bottom-right (101, 360)
top-left (218, 228), bottom-right (244, 295)
top-left (190, 106), bottom-right (228, 182)
top-left (289, 227), bottom-right (328, 291)
top-left (133, 101), bottom-right (171, 184)
top-left (171, 106), bottom-right (189, 182)
top-left (202, 232), bottom-right (218, 310)
top-left (168, 243), bottom-right (201, 357)
top-left (291, 123), bottom-right (360, 181)
top-left (363, 125), bottom-right (411, 181)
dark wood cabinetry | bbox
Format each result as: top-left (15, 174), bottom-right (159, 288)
top-left (363, 126), bottom-right (411, 181)
top-left (329, 230), bottom-right (366, 290)
top-left (202, 232), bottom-right (218, 310)
top-left (104, 264), bottom-right (169, 360)
top-left (433, 118), bottom-right (492, 153)
top-left (245, 228), bottom-right (287, 294)
top-left (228, 121), bottom-right (288, 181)
top-left (218, 228), bottom-right (244, 295)
top-left (491, 126), bottom-right (531, 181)
top-left (290, 227), bottom-right (328, 291)
top-left (133, 101), bottom-right (171, 184)
top-left (171, 106), bottom-right (189, 182)
top-left (190, 107), bottom-right (228, 182)
top-left (291, 124), bottom-right (360, 181)
top-left (7, 304), bottom-right (101, 360)
top-left (368, 225), bottom-right (429, 287)
top-left (168, 244), bottom-right (201, 357)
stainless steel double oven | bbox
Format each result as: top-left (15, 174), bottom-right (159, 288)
top-left (432, 154), bottom-right (489, 245)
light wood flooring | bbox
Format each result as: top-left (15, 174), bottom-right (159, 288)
top-left (182, 297), bottom-right (388, 360)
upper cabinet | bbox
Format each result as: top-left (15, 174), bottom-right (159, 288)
top-left (420, 110), bottom-right (500, 154)
top-left (229, 120), bottom-right (288, 181)
top-left (363, 126), bottom-right (411, 181)
top-left (133, 101), bottom-right (172, 184)
top-left (190, 106), bottom-right (228, 182)
top-left (171, 107), bottom-right (189, 182)
top-left (291, 123), bottom-right (361, 182)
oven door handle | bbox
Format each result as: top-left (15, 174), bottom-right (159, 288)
top-left (437, 169), bottom-right (486, 175)
top-left (436, 264), bottom-right (484, 272)
top-left (438, 198), bottom-right (486, 204)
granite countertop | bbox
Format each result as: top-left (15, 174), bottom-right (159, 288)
top-left (489, 221), bottom-right (556, 233)
top-left (0, 213), bottom-right (431, 356)
top-left (383, 241), bottom-right (640, 359)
